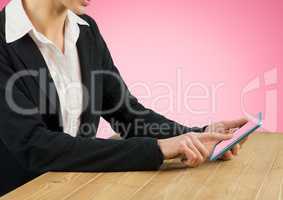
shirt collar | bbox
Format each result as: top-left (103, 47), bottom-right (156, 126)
top-left (5, 0), bottom-right (89, 44)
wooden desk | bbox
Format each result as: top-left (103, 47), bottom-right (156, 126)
top-left (1, 133), bottom-right (283, 200)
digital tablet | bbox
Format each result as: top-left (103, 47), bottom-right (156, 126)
top-left (210, 112), bottom-right (262, 161)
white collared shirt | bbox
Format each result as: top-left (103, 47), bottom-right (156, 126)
top-left (5, 0), bottom-right (90, 137)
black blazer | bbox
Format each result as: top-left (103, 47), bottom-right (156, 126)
top-left (0, 9), bottom-right (205, 195)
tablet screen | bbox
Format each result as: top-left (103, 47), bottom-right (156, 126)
top-left (210, 113), bottom-right (262, 161)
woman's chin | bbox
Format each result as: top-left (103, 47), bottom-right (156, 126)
top-left (72, 6), bottom-right (86, 15)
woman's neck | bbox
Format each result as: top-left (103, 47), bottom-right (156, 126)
top-left (22, 0), bottom-right (67, 51)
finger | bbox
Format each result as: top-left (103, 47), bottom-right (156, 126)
top-left (239, 136), bottom-right (249, 147)
top-left (210, 133), bottom-right (233, 142)
top-left (220, 151), bottom-right (234, 161)
top-left (231, 144), bottom-right (240, 155)
top-left (180, 143), bottom-right (198, 167)
top-left (229, 128), bottom-right (239, 134)
top-left (206, 123), bottom-right (226, 133)
top-left (214, 124), bottom-right (226, 133)
top-left (186, 138), bottom-right (204, 165)
top-left (222, 118), bottom-right (248, 129)
top-left (191, 136), bottom-right (210, 160)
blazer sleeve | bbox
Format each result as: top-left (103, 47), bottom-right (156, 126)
top-left (86, 16), bottom-right (207, 139)
top-left (0, 42), bottom-right (163, 173)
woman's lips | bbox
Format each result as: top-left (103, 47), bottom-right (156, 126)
top-left (82, 0), bottom-right (90, 6)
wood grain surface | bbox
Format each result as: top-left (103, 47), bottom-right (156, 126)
top-left (1, 133), bottom-right (283, 200)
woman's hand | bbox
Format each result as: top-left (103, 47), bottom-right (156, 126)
top-left (204, 118), bottom-right (248, 160)
top-left (157, 132), bottom-right (233, 167)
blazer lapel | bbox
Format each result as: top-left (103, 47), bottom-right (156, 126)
top-left (9, 35), bottom-right (62, 125)
top-left (77, 25), bottom-right (102, 137)
top-left (0, 8), bottom-right (62, 129)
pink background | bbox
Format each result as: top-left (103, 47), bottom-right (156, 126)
top-left (1, 0), bottom-right (282, 138)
